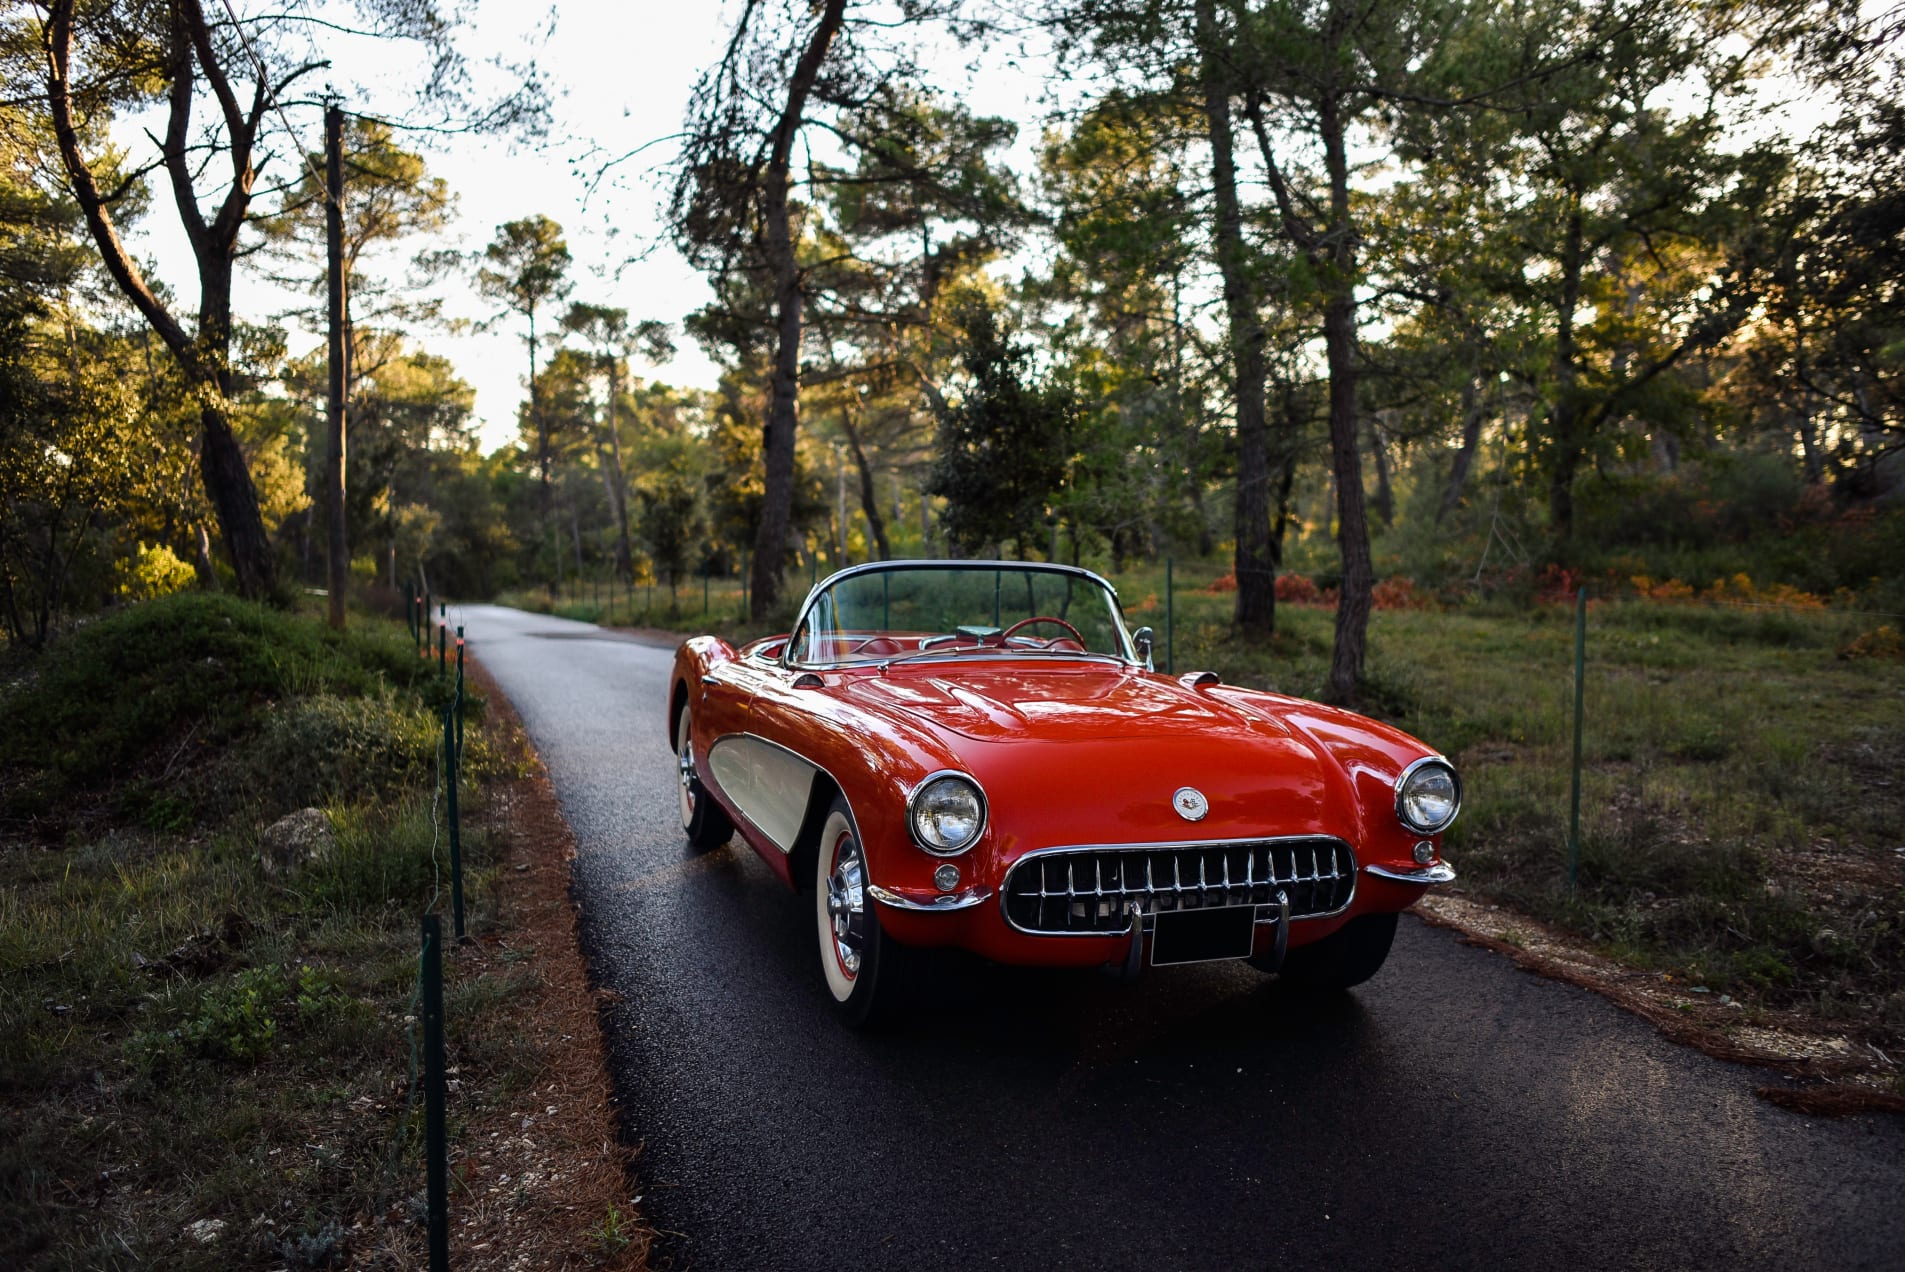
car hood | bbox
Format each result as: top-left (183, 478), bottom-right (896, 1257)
top-left (841, 661), bottom-right (1260, 743)
top-left (837, 661), bottom-right (1357, 847)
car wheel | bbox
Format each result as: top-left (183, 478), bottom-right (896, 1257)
top-left (676, 706), bottom-right (732, 851)
top-left (814, 796), bottom-right (902, 1027)
top-left (1271, 912), bottom-right (1398, 990)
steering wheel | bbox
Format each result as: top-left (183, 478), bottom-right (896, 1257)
top-left (998, 615), bottom-right (1086, 648)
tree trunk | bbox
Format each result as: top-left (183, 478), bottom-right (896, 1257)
top-left (529, 307), bottom-right (553, 585)
top-left (604, 356), bottom-right (634, 580)
top-left (324, 103), bottom-right (348, 629)
top-left (1368, 415), bottom-right (1395, 529)
top-left (1547, 207), bottom-right (1586, 550)
top-left (199, 399), bottom-right (275, 598)
top-left (1320, 91), bottom-right (1372, 705)
top-left (194, 522), bottom-right (217, 589)
top-left (748, 0), bottom-right (848, 618)
top-left (570, 504), bottom-right (585, 585)
top-left (1438, 374), bottom-right (1486, 522)
top-left (1271, 445), bottom-right (1297, 570)
top-left (840, 408), bottom-right (890, 559)
top-left (1197, 0), bottom-right (1275, 636)
top-left (1793, 394), bottom-right (1822, 484)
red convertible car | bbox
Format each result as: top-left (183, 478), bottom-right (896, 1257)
top-left (669, 561), bottom-right (1459, 1024)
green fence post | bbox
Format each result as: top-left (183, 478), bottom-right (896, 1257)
top-left (437, 623), bottom-right (445, 679)
top-left (419, 914), bottom-right (449, 1272)
top-left (1568, 585), bottom-right (1587, 890)
top-left (704, 569), bottom-right (710, 616)
top-left (445, 703), bottom-right (465, 940)
top-left (742, 554), bottom-right (749, 617)
top-left (1165, 557), bottom-right (1175, 675)
top-left (454, 627), bottom-right (465, 758)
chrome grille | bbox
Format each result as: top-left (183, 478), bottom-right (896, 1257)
top-left (1001, 837), bottom-right (1356, 935)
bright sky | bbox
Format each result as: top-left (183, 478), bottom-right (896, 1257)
top-left (115, 1), bottom-right (1056, 453)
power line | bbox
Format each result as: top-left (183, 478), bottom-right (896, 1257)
top-left (213, 0), bottom-right (334, 208)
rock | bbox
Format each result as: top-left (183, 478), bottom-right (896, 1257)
top-left (184, 1218), bottom-right (225, 1244)
top-left (259, 808), bottom-right (336, 878)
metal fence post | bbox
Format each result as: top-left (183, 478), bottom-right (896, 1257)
top-left (437, 623), bottom-right (445, 679)
top-left (454, 628), bottom-right (465, 758)
top-left (445, 703), bottom-right (465, 940)
top-left (1568, 585), bottom-right (1587, 890)
top-left (420, 915), bottom-right (449, 1272)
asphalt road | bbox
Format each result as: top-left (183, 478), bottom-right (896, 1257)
top-left (461, 603), bottom-right (1905, 1272)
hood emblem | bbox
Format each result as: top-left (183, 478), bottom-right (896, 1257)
top-left (1172, 787), bottom-right (1209, 822)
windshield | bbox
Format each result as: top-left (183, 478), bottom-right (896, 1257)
top-left (785, 564), bottom-right (1136, 668)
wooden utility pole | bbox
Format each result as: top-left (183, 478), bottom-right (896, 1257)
top-left (324, 102), bottom-right (348, 629)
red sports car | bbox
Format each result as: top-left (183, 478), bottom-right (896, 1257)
top-left (669, 560), bottom-right (1460, 1024)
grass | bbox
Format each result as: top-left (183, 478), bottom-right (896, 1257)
top-left (496, 573), bottom-right (771, 641)
top-left (0, 593), bottom-right (545, 1269)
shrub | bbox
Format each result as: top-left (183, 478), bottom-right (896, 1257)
top-left (114, 542), bottom-right (197, 601)
top-left (1371, 577), bottom-right (1434, 610)
top-left (1840, 625), bottom-right (1905, 661)
top-left (184, 966), bottom-right (286, 1064)
top-left (1274, 573), bottom-right (1320, 604)
top-left (234, 691), bottom-right (438, 814)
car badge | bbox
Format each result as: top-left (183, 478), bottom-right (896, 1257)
top-left (1172, 787), bottom-right (1209, 822)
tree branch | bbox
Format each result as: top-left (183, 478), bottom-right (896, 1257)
top-left (43, 0), bottom-right (194, 363)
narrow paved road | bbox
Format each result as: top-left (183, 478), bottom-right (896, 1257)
top-left (461, 604), bottom-right (1904, 1272)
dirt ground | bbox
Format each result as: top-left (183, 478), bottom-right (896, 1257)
top-left (446, 658), bottom-right (650, 1271)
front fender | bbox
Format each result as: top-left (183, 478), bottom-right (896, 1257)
top-left (668, 635), bottom-right (737, 745)
top-left (1225, 688), bottom-right (1453, 880)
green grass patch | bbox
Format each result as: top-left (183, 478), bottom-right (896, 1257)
top-left (0, 594), bottom-right (512, 1268)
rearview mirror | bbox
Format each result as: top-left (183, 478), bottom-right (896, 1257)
top-left (1132, 625), bottom-right (1155, 671)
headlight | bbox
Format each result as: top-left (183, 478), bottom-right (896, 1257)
top-left (908, 772), bottom-right (986, 855)
top-left (1395, 757), bottom-right (1461, 835)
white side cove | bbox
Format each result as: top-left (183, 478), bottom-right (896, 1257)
top-left (707, 734), bottom-right (818, 853)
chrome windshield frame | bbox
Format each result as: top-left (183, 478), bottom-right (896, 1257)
top-left (782, 559), bottom-right (1139, 671)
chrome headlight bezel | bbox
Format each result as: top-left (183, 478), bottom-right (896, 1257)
top-left (907, 771), bottom-right (987, 856)
top-left (1395, 756), bottom-right (1462, 835)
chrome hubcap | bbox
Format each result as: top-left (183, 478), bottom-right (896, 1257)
top-left (676, 720), bottom-right (696, 829)
top-left (825, 836), bottom-right (866, 978)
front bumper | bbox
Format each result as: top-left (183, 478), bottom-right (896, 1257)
top-left (868, 860), bottom-right (1453, 967)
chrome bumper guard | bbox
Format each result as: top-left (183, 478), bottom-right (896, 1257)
top-left (866, 883), bottom-right (992, 913)
top-left (1362, 861), bottom-right (1457, 885)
